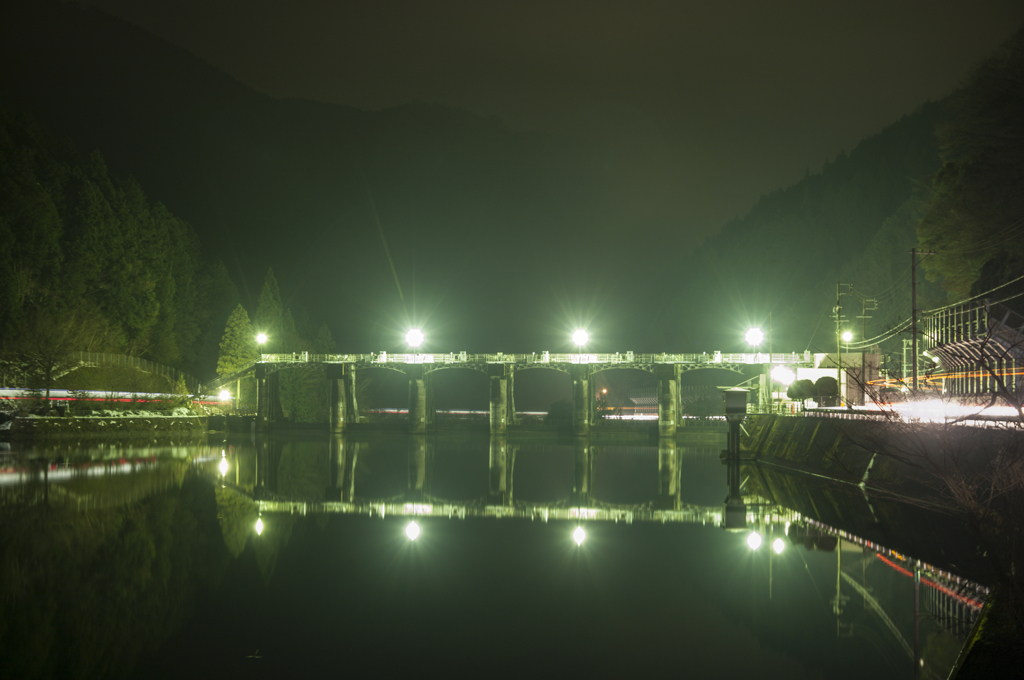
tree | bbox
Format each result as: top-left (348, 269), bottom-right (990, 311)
top-left (216, 305), bottom-right (258, 378)
top-left (254, 268), bottom-right (283, 352)
top-left (786, 379), bottom-right (816, 401)
top-left (918, 26), bottom-right (1024, 301)
top-left (313, 323), bottom-right (335, 354)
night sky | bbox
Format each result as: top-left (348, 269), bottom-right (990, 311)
top-left (4, 0), bottom-right (1024, 356)
top-left (82, 0), bottom-right (1024, 242)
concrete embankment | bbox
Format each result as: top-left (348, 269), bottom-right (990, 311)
top-left (741, 413), bottom-right (1015, 502)
top-left (5, 414), bottom-right (207, 440)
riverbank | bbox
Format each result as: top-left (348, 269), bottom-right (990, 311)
top-left (742, 413), bottom-right (1024, 677)
top-left (2, 408), bottom-right (207, 440)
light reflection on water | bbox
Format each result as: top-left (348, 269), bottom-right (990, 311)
top-left (0, 433), bottom-right (984, 680)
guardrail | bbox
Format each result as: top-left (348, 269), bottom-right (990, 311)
top-left (204, 350), bottom-right (816, 393)
top-left (255, 350), bottom-right (814, 367)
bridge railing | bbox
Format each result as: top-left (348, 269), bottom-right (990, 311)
top-left (255, 350), bottom-right (814, 367)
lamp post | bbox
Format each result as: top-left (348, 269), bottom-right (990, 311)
top-left (745, 328), bottom-right (764, 411)
top-left (572, 329), bottom-right (589, 355)
top-left (254, 333), bottom-right (267, 415)
top-left (405, 328), bottom-right (424, 353)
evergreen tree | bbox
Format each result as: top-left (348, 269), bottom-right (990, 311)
top-left (254, 268), bottom-right (283, 351)
top-left (313, 323), bottom-right (335, 354)
top-left (216, 305), bottom-right (258, 377)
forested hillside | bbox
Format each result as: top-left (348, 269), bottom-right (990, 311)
top-left (0, 108), bottom-right (235, 374)
top-left (918, 25), bottom-right (1024, 312)
top-left (657, 103), bottom-right (947, 353)
top-left (3, 0), bottom-right (1018, 364)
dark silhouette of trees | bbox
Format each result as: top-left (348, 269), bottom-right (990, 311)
top-left (918, 26), bottom-right (1024, 304)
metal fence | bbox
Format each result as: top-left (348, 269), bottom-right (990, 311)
top-left (70, 352), bottom-right (203, 394)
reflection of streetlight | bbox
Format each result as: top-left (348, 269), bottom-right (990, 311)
top-left (772, 538), bottom-right (786, 554)
top-left (255, 517), bottom-right (264, 536)
top-left (573, 525), bottom-right (586, 546)
top-left (745, 327), bottom-right (764, 348)
top-left (405, 329), bottom-right (424, 350)
top-left (572, 329), bottom-right (589, 348)
top-left (218, 454), bottom-right (229, 478)
top-left (405, 520), bottom-right (421, 540)
top-left (746, 531), bottom-right (763, 550)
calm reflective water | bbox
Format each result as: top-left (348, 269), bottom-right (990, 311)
top-left (0, 433), bottom-right (986, 679)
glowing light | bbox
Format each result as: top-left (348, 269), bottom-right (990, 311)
top-left (601, 388), bottom-right (608, 394)
top-left (770, 366), bottom-right (796, 386)
top-left (405, 329), bottom-right (425, 349)
top-left (218, 456), bottom-right (229, 477)
top-left (573, 525), bottom-right (586, 546)
top-left (256, 333), bottom-right (267, 345)
top-left (255, 518), bottom-right (264, 536)
top-left (745, 328), bottom-right (764, 347)
top-left (405, 520), bottom-right (421, 540)
top-left (218, 389), bottom-right (231, 401)
top-left (746, 531), bottom-right (762, 550)
top-left (772, 538), bottom-right (785, 554)
top-left (841, 331), bottom-right (853, 343)
top-left (572, 329), bottom-right (589, 347)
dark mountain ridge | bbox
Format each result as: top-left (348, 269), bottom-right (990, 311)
top-left (1, 0), bottom-right (952, 358)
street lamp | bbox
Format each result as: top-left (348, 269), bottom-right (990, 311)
top-left (573, 525), bottom-right (586, 546)
top-left (746, 531), bottom-right (763, 550)
top-left (405, 328), bottom-right (424, 350)
top-left (405, 520), bottom-right (421, 541)
top-left (772, 538), bottom-right (786, 554)
top-left (841, 331), bottom-right (853, 344)
top-left (745, 327), bottom-right (764, 348)
top-left (572, 329), bottom-right (589, 349)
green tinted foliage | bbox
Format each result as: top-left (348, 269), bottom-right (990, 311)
top-left (217, 304), bottom-right (259, 377)
top-left (0, 107), bottom-right (214, 372)
top-left (313, 323), bottom-right (335, 353)
top-left (254, 268), bottom-right (283, 351)
top-left (918, 27), bottom-right (1024, 301)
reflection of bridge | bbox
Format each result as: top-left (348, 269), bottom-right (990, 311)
top-left (211, 350), bottom-right (813, 437)
top-left (252, 434), bottom-right (737, 526)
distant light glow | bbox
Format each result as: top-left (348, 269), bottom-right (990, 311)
top-left (405, 328), bottom-right (425, 349)
top-left (745, 328), bottom-right (764, 347)
top-left (841, 331), bottom-right (853, 343)
top-left (256, 333), bottom-right (267, 345)
top-left (772, 538), bottom-right (786, 554)
top-left (218, 389), bottom-right (231, 401)
top-left (405, 520), bottom-right (421, 540)
top-left (601, 388), bottom-right (607, 394)
top-left (255, 518), bottom-right (264, 536)
top-left (573, 525), bottom-right (586, 545)
top-left (771, 366), bottom-right (796, 386)
top-left (572, 329), bottom-right (589, 347)
top-left (218, 457), bottom-right (229, 477)
top-left (746, 531), bottom-right (763, 550)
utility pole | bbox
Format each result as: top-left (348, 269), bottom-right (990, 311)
top-left (910, 249), bottom-right (935, 393)
top-left (856, 299), bottom-right (877, 405)
top-left (834, 283), bottom-right (852, 405)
